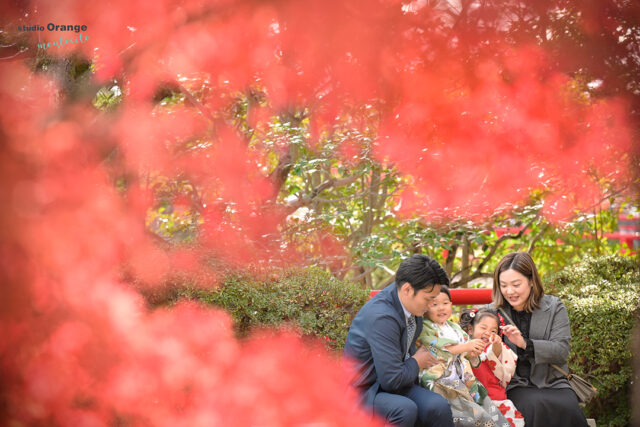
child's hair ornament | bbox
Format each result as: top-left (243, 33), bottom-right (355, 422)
top-left (469, 309), bottom-right (478, 318)
top-left (497, 312), bottom-right (506, 327)
top-left (496, 312), bottom-right (506, 336)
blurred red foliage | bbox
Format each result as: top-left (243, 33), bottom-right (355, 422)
top-left (1, 0), bottom-right (636, 424)
top-left (0, 59), bottom-right (377, 424)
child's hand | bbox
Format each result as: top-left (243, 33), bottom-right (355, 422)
top-left (490, 332), bottom-right (502, 357)
top-left (465, 339), bottom-right (485, 355)
top-left (500, 325), bottom-right (526, 349)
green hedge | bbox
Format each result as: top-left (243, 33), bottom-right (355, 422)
top-left (174, 268), bottom-right (369, 351)
top-left (141, 256), bottom-right (639, 425)
top-left (545, 255), bottom-right (640, 427)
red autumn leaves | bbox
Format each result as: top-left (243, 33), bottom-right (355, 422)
top-left (1, 0), bottom-right (635, 424)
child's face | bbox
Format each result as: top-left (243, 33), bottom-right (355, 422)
top-left (427, 292), bottom-right (452, 325)
top-left (471, 315), bottom-right (499, 343)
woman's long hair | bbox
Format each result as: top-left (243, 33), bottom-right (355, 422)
top-left (492, 252), bottom-right (544, 312)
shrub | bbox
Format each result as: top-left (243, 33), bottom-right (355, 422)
top-left (545, 255), bottom-right (640, 427)
top-left (176, 267), bottom-right (369, 351)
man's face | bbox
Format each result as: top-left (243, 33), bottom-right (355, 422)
top-left (400, 283), bottom-right (441, 317)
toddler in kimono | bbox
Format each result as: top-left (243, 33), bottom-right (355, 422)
top-left (460, 307), bottom-right (525, 427)
top-left (418, 286), bottom-right (511, 427)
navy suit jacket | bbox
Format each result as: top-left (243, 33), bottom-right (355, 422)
top-left (343, 283), bottom-right (423, 410)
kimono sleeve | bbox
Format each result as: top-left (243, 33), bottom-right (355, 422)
top-left (484, 343), bottom-right (517, 388)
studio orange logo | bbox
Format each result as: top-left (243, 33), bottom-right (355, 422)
top-left (18, 23), bottom-right (90, 51)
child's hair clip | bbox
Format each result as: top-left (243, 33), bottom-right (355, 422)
top-left (469, 308), bottom-right (478, 318)
top-left (497, 312), bottom-right (506, 327)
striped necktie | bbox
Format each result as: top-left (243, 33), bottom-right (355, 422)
top-left (405, 315), bottom-right (416, 359)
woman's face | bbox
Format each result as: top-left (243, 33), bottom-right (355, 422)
top-left (427, 291), bottom-right (452, 325)
top-left (499, 268), bottom-right (532, 311)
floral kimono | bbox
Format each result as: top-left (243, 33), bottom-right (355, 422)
top-left (472, 344), bottom-right (525, 427)
top-left (418, 319), bottom-right (511, 427)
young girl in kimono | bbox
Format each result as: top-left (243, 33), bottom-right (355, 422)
top-left (418, 286), bottom-right (511, 427)
top-left (460, 308), bottom-right (525, 427)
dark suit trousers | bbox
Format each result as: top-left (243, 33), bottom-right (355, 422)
top-left (372, 384), bottom-right (453, 427)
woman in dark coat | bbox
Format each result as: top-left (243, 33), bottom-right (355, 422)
top-left (492, 252), bottom-right (588, 427)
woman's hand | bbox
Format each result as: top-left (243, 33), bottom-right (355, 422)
top-left (500, 325), bottom-right (526, 349)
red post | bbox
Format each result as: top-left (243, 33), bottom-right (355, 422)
top-left (368, 288), bottom-right (493, 305)
top-left (449, 288), bottom-right (493, 305)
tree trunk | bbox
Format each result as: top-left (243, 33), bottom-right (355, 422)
top-left (461, 235), bottom-right (470, 287)
top-left (445, 243), bottom-right (458, 278)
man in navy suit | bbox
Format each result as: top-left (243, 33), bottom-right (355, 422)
top-left (344, 254), bottom-right (453, 426)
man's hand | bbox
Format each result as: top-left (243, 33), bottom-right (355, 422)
top-left (413, 346), bottom-right (441, 370)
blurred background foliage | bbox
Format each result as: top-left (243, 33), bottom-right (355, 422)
top-left (78, 68), bottom-right (640, 289)
top-left (17, 0), bottom-right (639, 289)
top-left (546, 255), bottom-right (640, 427)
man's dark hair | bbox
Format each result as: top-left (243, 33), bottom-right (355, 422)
top-left (395, 254), bottom-right (450, 294)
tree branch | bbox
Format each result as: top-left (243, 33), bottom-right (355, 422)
top-left (0, 46), bottom-right (30, 61)
top-left (313, 189), bottom-right (373, 204)
top-left (351, 266), bottom-right (374, 284)
top-left (286, 174), bottom-right (361, 210)
top-left (375, 274), bottom-right (396, 290)
top-left (527, 224), bottom-right (548, 254)
top-left (479, 215), bottom-right (539, 269)
top-left (444, 243), bottom-right (459, 277)
top-left (452, 215), bottom-right (540, 286)
top-left (270, 147), bottom-right (294, 195)
top-left (176, 82), bottom-right (217, 124)
top-left (452, 272), bottom-right (493, 288)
